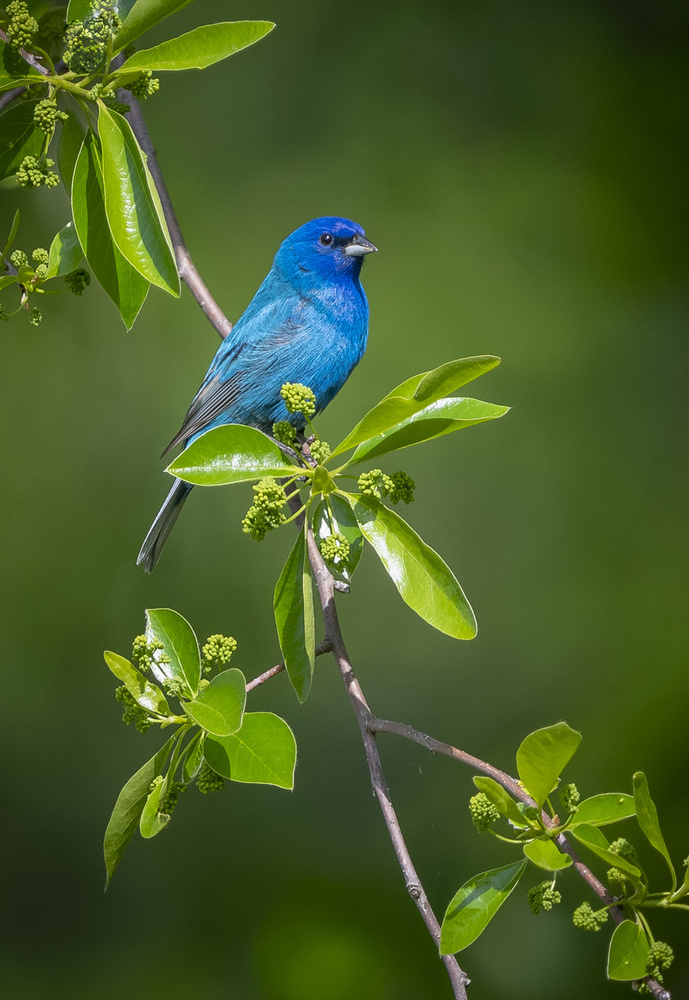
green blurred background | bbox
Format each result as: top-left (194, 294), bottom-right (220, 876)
top-left (1, 0), bottom-right (687, 996)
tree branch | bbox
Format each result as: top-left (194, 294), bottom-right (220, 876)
top-left (123, 94), bottom-right (233, 340)
top-left (246, 639), bottom-right (332, 693)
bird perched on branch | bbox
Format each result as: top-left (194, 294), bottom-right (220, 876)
top-left (137, 216), bottom-right (377, 572)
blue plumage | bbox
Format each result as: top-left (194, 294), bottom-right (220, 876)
top-left (137, 217), bottom-right (377, 572)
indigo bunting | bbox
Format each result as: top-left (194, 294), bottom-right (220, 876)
top-left (137, 216), bottom-right (377, 572)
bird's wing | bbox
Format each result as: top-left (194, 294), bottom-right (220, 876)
top-left (161, 369), bottom-right (244, 456)
top-left (161, 291), bottom-right (308, 457)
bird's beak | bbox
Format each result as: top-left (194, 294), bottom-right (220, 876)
top-left (344, 234), bottom-right (378, 256)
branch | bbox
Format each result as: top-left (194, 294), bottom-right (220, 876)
top-left (123, 94), bottom-right (233, 340)
top-left (246, 639), bottom-right (331, 693)
top-left (0, 28), bottom-right (51, 76)
top-left (368, 718), bottom-right (671, 1000)
top-left (305, 533), bottom-right (471, 999)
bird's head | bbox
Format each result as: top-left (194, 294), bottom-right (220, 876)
top-left (274, 217), bottom-right (377, 285)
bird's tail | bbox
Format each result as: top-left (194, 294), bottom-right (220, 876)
top-left (137, 478), bottom-right (193, 573)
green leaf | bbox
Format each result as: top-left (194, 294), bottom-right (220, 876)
top-left (113, 0), bottom-right (197, 53)
top-left (46, 222), bottom-right (83, 278)
top-left (633, 771), bottom-right (676, 889)
top-left (205, 712), bottom-right (297, 788)
top-left (71, 130), bottom-right (149, 329)
top-left (332, 355), bottom-right (501, 457)
top-left (0, 42), bottom-right (44, 91)
top-left (440, 861), bottom-right (526, 954)
top-left (183, 668), bottom-right (246, 737)
top-left (523, 838), bottom-right (572, 871)
top-left (568, 793), bottom-right (636, 828)
top-left (607, 920), bottom-right (651, 981)
top-left (2, 209), bottom-right (20, 259)
top-left (139, 776), bottom-right (170, 839)
top-left (168, 424), bottom-right (298, 486)
top-left (182, 731), bottom-right (204, 782)
top-left (515, 723), bottom-right (582, 807)
top-left (0, 99), bottom-right (45, 181)
top-left (145, 607), bottom-right (200, 698)
top-left (103, 650), bottom-right (170, 716)
top-left (103, 734), bottom-right (175, 886)
top-left (58, 112), bottom-right (85, 191)
top-left (119, 21), bottom-right (275, 73)
top-left (274, 525), bottom-right (315, 702)
top-left (348, 396), bottom-right (509, 464)
top-left (0, 274), bottom-right (18, 291)
top-left (312, 494), bottom-right (363, 584)
top-left (97, 104), bottom-right (179, 295)
top-left (570, 824), bottom-right (643, 884)
top-left (348, 494), bottom-right (476, 639)
top-left (472, 776), bottom-right (527, 828)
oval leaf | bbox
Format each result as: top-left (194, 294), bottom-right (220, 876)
top-left (205, 712), bottom-right (297, 788)
top-left (332, 356), bottom-right (501, 456)
top-left (348, 494), bottom-right (476, 639)
top-left (119, 21), bottom-right (275, 72)
top-left (145, 607), bottom-right (200, 697)
top-left (58, 112), bottom-right (86, 191)
top-left (568, 793), bottom-right (636, 829)
top-left (570, 824), bottom-right (642, 883)
top-left (113, 0), bottom-right (197, 53)
top-left (47, 222), bottom-right (83, 278)
top-left (103, 650), bottom-right (170, 716)
top-left (516, 723), bottom-right (581, 807)
top-left (183, 668), bottom-right (246, 737)
top-left (104, 734), bottom-right (175, 885)
top-left (139, 777), bottom-right (171, 839)
top-left (633, 771), bottom-right (675, 887)
top-left (607, 920), bottom-right (650, 981)
top-left (440, 861), bottom-right (526, 954)
top-left (349, 396), bottom-right (510, 464)
top-left (168, 424), bottom-right (298, 486)
top-left (473, 776), bottom-right (527, 828)
top-left (0, 99), bottom-right (44, 181)
top-left (98, 104), bottom-right (179, 295)
top-left (274, 525), bottom-right (315, 702)
top-left (71, 130), bottom-right (149, 329)
top-left (523, 838), bottom-right (572, 871)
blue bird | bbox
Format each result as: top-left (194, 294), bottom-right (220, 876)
top-left (137, 216), bottom-right (377, 572)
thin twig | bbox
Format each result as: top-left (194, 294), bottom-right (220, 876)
top-left (246, 639), bottom-right (332, 692)
top-left (0, 29), bottom-right (50, 76)
top-left (123, 94), bottom-right (232, 340)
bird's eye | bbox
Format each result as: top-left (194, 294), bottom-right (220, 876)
top-left (319, 233), bottom-right (333, 246)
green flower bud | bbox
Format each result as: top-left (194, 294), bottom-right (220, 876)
top-left (310, 438), bottom-right (331, 464)
top-left (196, 762), bottom-right (225, 794)
top-left (128, 70), bottom-right (160, 100)
top-left (15, 155), bottom-right (59, 188)
top-left (29, 307), bottom-right (42, 326)
top-left (280, 382), bottom-right (316, 418)
top-left (272, 420), bottom-right (297, 446)
top-left (527, 880), bottom-right (562, 914)
top-left (10, 249), bottom-right (28, 268)
top-left (469, 792), bottom-right (500, 832)
top-left (572, 902), bottom-right (608, 931)
top-left (202, 634), bottom-right (238, 674)
top-left (5, 1), bottom-right (38, 50)
top-left (64, 268), bottom-right (91, 296)
top-left (319, 531), bottom-right (350, 568)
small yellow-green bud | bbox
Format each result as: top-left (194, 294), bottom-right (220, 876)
top-left (29, 307), bottom-right (42, 326)
top-left (64, 268), bottom-right (91, 296)
top-left (5, 1), bottom-right (38, 50)
top-left (128, 70), bottom-right (160, 100)
top-left (319, 532), bottom-right (350, 568)
top-left (202, 634), bottom-right (238, 674)
top-left (527, 880), bottom-right (562, 914)
top-left (310, 438), bottom-right (331, 464)
top-left (469, 792), bottom-right (500, 832)
top-left (572, 902), bottom-right (608, 931)
top-left (280, 382), bottom-right (316, 418)
top-left (272, 420), bottom-right (297, 446)
top-left (196, 762), bottom-right (225, 794)
top-left (10, 249), bottom-right (28, 268)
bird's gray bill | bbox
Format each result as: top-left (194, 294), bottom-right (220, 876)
top-left (344, 234), bottom-right (378, 256)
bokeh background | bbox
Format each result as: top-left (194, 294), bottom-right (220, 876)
top-left (1, 1), bottom-right (687, 997)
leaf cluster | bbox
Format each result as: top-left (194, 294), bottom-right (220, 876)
top-left (0, 1), bottom-right (275, 327)
top-left (439, 722), bottom-right (687, 991)
top-left (104, 607), bottom-right (296, 885)
top-left (167, 356), bottom-right (509, 701)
